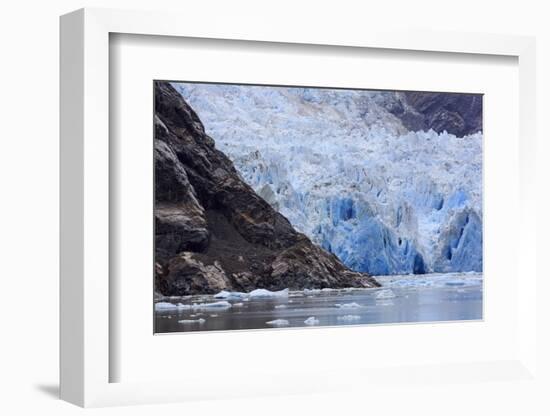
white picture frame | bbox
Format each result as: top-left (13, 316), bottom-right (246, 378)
top-left (60, 7), bottom-right (539, 408)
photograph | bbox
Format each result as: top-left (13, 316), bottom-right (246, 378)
top-left (153, 80), bottom-right (483, 333)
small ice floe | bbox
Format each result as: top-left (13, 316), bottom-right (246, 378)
top-left (266, 319), bottom-right (290, 327)
top-left (445, 280), bottom-right (466, 287)
top-left (178, 318), bottom-right (206, 325)
top-left (289, 292), bottom-right (304, 298)
top-left (191, 301), bottom-right (232, 311)
top-left (274, 304), bottom-right (287, 309)
top-left (214, 290), bottom-right (248, 300)
top-left (155, 302), bottom-right (178, 311)
top-left (335, 302), bottom-right (362, 309)
top-left (232, 302), bottom-right (244, 308)
top-left (375, 289), bottom-right (396, 299)
top-left (303, 288), bottom-right (322, 295)
top-left (304, 316), bottom-right (320, 326)
top-left (337, 315), bottom-right (361, 322)
top-left (155, 302), bottom-right (192, 312)
top-left (249, 288), bottom-right (289, 299)
top-left (209, 314), bottom-right (218, 317)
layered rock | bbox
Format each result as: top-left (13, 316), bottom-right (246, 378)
top-left (389, 92), bottom-right (482, 137)
top-left (154, 81), bottom-right (379, 295)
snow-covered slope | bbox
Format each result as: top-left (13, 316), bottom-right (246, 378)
top-left (172, 82), bottom-right (482, 275)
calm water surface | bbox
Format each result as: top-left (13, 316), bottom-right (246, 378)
top-left (155, 273), bottom-right (482, 333)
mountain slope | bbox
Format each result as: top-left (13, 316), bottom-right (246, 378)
top-left (154, 81), bottom-right (379, 295)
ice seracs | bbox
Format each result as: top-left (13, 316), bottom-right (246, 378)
top-left (174, 83), bottom-right (483, 276)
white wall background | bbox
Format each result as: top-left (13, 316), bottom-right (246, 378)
top-left (0, 1), bottom-right (548, 415)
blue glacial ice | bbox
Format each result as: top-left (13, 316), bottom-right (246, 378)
top-left (173, 83), bottom-right (483, 276)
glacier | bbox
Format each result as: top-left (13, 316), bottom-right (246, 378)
top-left (172, 83), bottom-right (482, 276)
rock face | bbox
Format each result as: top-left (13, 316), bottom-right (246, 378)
top-left (389, 92), bottom-right (482, 137)
top-left (154, 81), bottom-right (379, 295)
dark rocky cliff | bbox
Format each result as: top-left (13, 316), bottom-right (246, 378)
top-left (387, 91), bottom-right (482, 137)
top-left (154, 81), bottom-right (379, 295)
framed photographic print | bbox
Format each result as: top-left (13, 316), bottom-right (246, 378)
top-left (153, 80), bottom-right (483, 334)
top-left (60, 7), bottom-right (540, 409)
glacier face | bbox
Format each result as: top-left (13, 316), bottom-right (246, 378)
top-left (172, 83), bottom-right (483, 275)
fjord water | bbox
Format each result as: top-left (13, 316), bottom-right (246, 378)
top-left (154, 273), bottom-right (482, 333)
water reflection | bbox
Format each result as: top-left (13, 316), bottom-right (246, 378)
top-left (155, 273), bottom-right (483, 333)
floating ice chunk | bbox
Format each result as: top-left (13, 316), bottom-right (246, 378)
top-left (304, 317), bottom-right (320, 325)
top-left (191, 301), bottom-right (232, 310)
top-left (232, 302), bottom-right (244, 308)
top-left (155, 302), bottom-right (192, 311)
top-left (214, 290), bottom-right (248, 300)
top-left (375, 289), bottom-right (396, 299)
top-left (155, 302), bottom-right (178, 311)
top-left (289, 292), bottom-right (304, 298)
top-left (337, 315), bottom-right (361, 322)
top-left (249, 288), bottom-right (289, 299)
top-left (445, 280), bottom-right (466, 287)
top-left (266, 319), bottom-right (290, 327)
top-left (178, 318), bottom-right (206, 324)
top-left (303, 288), bottom-right (322, 295)
top-left (274, 304), bottom-right (287, 309)
top-left (335, 302), bottom-right (362, 309)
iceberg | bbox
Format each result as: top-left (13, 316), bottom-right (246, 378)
top-left (304, 317), bottom-right (320, 326)
top-left (155, 302), bottom-right (178, 311)
top-left (178, 318), bottom-right (206, 324)
top-left (375, 289), bottom-right (396, 299)
top-left (249, 288), bottom-right (289, 299)
top-left (190, 301), bottom-right (232, 310)
top-left (155, 302), bottom-right (192, 312)
top-left (335, 302), bottom-right (362, 309)
top-left (266, 319), bottom-right (290, 327)
top-left (303, 288), bottom-right (322, 295)
top-left (213, 290), bottom-right (248, 300)
top-left (337, 315), bottom-right (361, 322)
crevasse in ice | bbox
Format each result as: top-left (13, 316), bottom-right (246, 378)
top-left (173, 83), bottom-right (482, 275)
